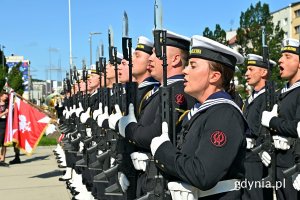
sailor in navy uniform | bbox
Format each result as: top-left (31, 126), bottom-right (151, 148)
top-left (242, 54), bottom-right (276, 200)
top-left (261, 38), bottom-right (300, 199)
top-left (150, 35), bottom-right (247, 200)
top-left (111, 30), bottom-right (195, 197)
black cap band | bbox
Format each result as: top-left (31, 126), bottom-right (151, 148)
top-left (247, 60), bottom-right (269, 69)
top-left (281, 46), bottom-right (300, 55)
top-left (136, 44), bottom-right (153, 55)
top-left (166, 37), bottom-right (190, 51)
top-left (189, 47), bottom-right (237, 70)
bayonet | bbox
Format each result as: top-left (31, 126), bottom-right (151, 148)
top-left (154, 0), bottom-right (163, 30)
top-left (122, 11), bottom-right (129, 38)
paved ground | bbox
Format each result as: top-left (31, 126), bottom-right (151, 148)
top-left (0, 146), bottom-right (72, 200)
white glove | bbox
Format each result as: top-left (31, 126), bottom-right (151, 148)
top-left (93, 102), bottom-right (103, 120)
top-left (261, 104), bottom-right (278, 128)
top-left (69, 105), bottom-right (76, 116)
top-left (273, 135), bottom-right (291, 150)
top-left (118, 172), bottom-right (130, 192)
top-left (45, 124), bottom-right (56, 135)
top-left (97, 106), bottom-right (109, 127)
top-left (150, 122), bottom-right (170, 156)
top-left (292, 173), bottom-right (300, 191)
top-left (246, 138), bottom-right (256, 149)
top-left (79, 141), bottom-right (84, 152)
top-left (168, 182), bottom-right (199, 200)
top-left (76, 102), bottom-right (84, 117)
top-left (130, 152), bottom-right (150, 171)
top-left (86, 128), bottom-right (92, 137)
top-left (118, 104), bottom-right (137, 137)
top-left (259, 151), bottom-right (271, 167)
top-left (109, 104), bottom-right (123, 130)
top-left (63, 108), bottom-right (68, 116)
top-left (65, 110), bottom-right (70, 119)
top-left (80, 107), bottom-right (91, 123)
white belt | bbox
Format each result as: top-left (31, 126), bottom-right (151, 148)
top-left (198, 179), bottom-right (239, 198)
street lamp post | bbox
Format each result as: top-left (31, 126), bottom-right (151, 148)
top-left (89, 32), bottom-right (101, 66)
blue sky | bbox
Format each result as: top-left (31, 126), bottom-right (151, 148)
top-left (0, 0), bottom-right (297, 81)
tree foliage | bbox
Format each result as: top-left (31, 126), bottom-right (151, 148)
top-left (7, 62), bottom-right (24, 95)
top-left (203, 24), bottom-right (228, 45)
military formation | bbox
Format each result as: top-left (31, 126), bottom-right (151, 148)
top-left (51, 1), bottom-right (300, 200)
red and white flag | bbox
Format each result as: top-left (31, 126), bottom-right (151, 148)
top-left (11, 97), bottom-right (51, 155)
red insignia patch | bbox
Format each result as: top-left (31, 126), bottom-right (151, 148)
top-left (210, 131), bottom-right (227, 147)
top-left (175, 94), bottom-right (185, 105)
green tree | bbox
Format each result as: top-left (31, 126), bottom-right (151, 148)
top-left (236, 1), bottom-right (284, 99)
top-left (203, 24), bottom-right (228, 45)
top-left (0, 49), bottom-right (8, 91)
top-left (7, 62), bottom-right (24, 95)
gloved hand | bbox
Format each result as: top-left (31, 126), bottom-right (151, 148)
top-left (63, 108), bottom-right (68, 117)
top-left (150, 122), bottom-right (170, 156)
top-left (76, 102), bottom-right (84, 117)
top-left (292, 173), bottom-right (300, 191)
top-left (246, 138), bottom-right (256, 149)
top-left (65, 110), bottom-right (70, 119)
top-left (130, 152), bottom-right (150, 171)
top-left (79, 141), bottom-right (84, 153)
top-left (80, 107), bottom-right (91, 123)
top-left (86, 128), bottom-right (92, 137)
top-left (261, 104), bottom-right (278, 128)
top-left (45, 124), bottom-right (57, 135)
top-left (297, 122), bottom-right (300, 138)
top-left (273, 135), bottom-right (291, 150)
top-left (109, 104), bottom-right (123, 130)
top-left (168, 181), bottom-right (199, 200)
top-left (118, 172), bottom-right (130, 192)
top-left (259, 151), bottom-right (271, 167)
top-left (69, 105), bottom-right (76, 116)
top-left (97, 106), bottom-right (109, 127)
top-left (118, 104), bottom-right (137, 137)
top-left (93, 102), bottom-right (103, 120)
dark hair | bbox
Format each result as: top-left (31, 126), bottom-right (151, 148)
top-left (179, 49), bottom-right (189, 68)
top-left (208, 61), bottom-right (236, 98)
top-left (0, 91), bottom-right (8, 97)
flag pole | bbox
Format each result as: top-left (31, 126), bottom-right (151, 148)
top-left (14, 92), bottom-right (57, 120)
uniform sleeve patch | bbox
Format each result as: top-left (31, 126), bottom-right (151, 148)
top-left (175, 94), bottom-right (185, 105)
top-left (210, 131), bottom-right (227, 147)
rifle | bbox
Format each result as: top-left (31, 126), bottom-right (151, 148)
top-left (251, 26), bottom-right (276, 186)
top-left (102, 11), bottom-right (138, 199)
top-left (138, 1), bottom-right (173, 199)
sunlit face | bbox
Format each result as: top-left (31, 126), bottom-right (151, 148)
top-left (88, 73), bottom-right (100, 90)
top-left (106, 63), bottom-right (116, 80)
top-left (0, 93), bottom-right (8, 102)
top-left (132, 50), bottom-right (151, 77)
top-left (79, 80), bottom-right (86, 92)
top-left (118, 59), bottom-right (130, 83)
top-left (245, 65), bottom-right (267, 87)
top-left (183, 58), bottom-right (211, 99)
top-left (278, 52), bottom-right (300, 81)
top-left (149, 46), bottom-right (177, 82)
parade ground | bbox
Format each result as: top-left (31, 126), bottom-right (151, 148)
top-left (0, 146), bottom-right (71, 200)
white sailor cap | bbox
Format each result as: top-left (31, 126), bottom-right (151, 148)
top-left (189, 35), bottom-right (244, 71)
top-left (136, 36), bottom-right (153, 55)
top-left (246, 54), bottom-right (276, 69)
top-left (281, 38), bottom-right (299, 55)
top-left (116, 51), bottom-right (123, 64)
